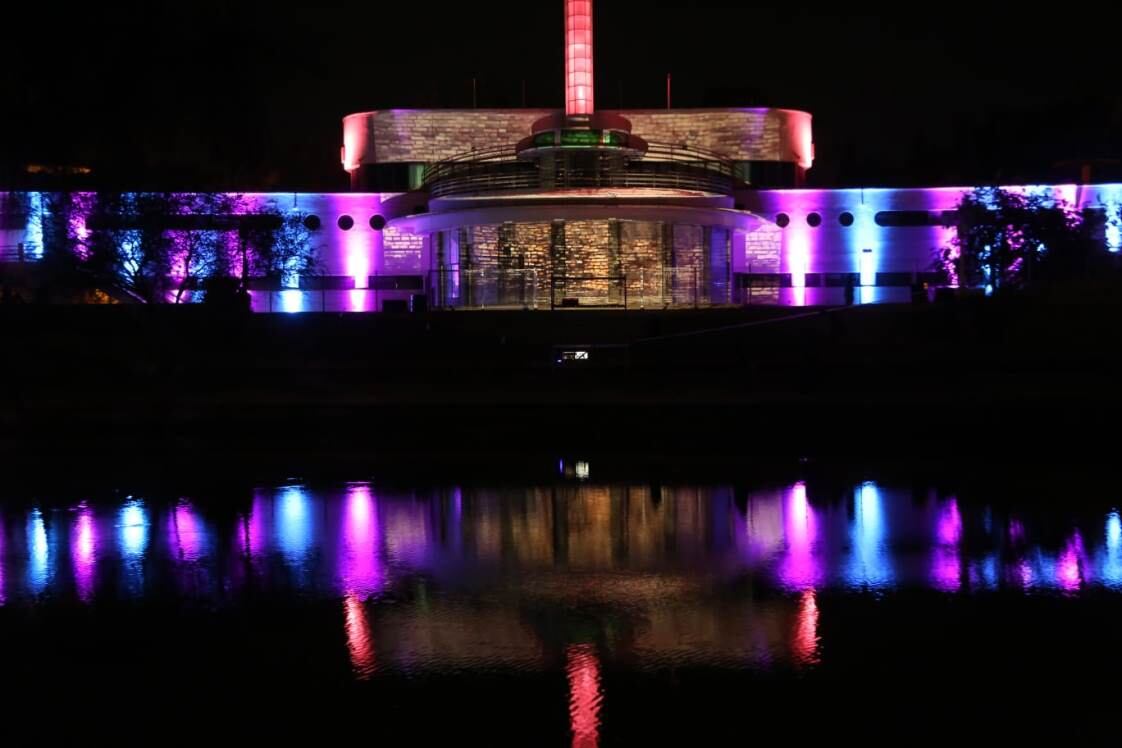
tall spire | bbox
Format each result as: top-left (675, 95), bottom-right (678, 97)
top-left (565, 0), bottom-right (594, 118)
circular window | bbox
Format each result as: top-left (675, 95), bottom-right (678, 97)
top-left (839, 212), bottom-right (855, 227)
top-left (807, 213), bottom-right (822, 228)
top-left (338, 215), bottom-right (355, 231)
top-left (776, 213), bottom-right (791, 228)
top-left (303, 215), bottom-right (322, 231)
top-left (370, 214), bottom-right (387, 231)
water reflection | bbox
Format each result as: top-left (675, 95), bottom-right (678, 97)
top-left (1057, 532), bottom-right (1088, 593)
top-left (848, 482), bottom-right (893, 590)
top-left (240, 492), bottom-right (268, 560)
top-left (566, 644), bottom-right (602, 748)
top-left (791, 589), bottom-right (820, 667)
top-left (344, 595), bottom-right (377, 680)
top-left (2, 479), bottom-right (1122, 683)
top-left (339, 484), bottom-right (385, 601)
top-left (932, 498), bottom-right (963, 593)
top-left (276, 486), bottom-right (314, 566)
top-left (71, 504), bottom-right (97, 603)
top-left (779, 482), bottom-right (820, 591)
top-left (169, 501), bottom-right (207, 562)
top-left (118, 500), bottom-right (149, 598)
top-left (1104, 512), bottom-right (1122, 588)
top-left (27, 509), bottom-right (50, 595)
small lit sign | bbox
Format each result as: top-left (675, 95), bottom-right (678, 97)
top-left (532, 131), bottom-right (625, 149)
top-left (558, 350), bottom-right (591, 363)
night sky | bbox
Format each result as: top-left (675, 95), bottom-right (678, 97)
top-left (3, 2), bottom-right (1121, 190)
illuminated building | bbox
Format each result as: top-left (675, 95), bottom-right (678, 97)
top-left (3, 1), bottom-right (1121, 311)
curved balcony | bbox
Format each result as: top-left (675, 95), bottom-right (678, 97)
top-left (422, 142), bottom-right (743, 199)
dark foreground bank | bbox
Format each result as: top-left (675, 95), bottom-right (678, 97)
top-left (2, 296), bottom-right (1119, 466)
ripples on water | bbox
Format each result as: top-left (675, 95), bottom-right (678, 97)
top-left (1, 476), bottom-right (1121, 742)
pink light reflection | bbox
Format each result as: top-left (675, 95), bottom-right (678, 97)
top-left (170, 502), bottom-right (205, 562)
top-left (1057, 532), bottom-right (1086, 592)
top-left (72, 505), bottom-right (97, 603)
top-left (791, 589), bottom-right (820, 667)
top-left (566, 643), bottom-right (602, 748)
top-left (344, 594), bottom-right (377, 680)
top-left (339, 485), bottom-right (386, 599)
top-left (936, 499), bottom-right (962, 545)
top-left (779, 482), bottom-right (820, 590)
top-left (932, 549), bottom-right (961, 592)
top-left (932, 499), bottom-right (963, 592)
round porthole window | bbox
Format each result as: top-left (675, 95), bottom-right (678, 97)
top-left (370, 215), bottom-right (387, 231)
top-left (303, 215), bottom-right (322, 231)
top-left (338, 215), bottom-right (355, 231)
top-left (807, 213), bottom-right (822, 228)
top-left (840, 212), bottom-right (855, 227)
top-left (776, 213), bottom-right (791, 228)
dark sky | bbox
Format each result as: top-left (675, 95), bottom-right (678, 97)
top-left (3, 2), bottom-right (1121, 190)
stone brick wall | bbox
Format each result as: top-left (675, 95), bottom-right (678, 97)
top-left (350, 110), bottom-right (549, 166)
top-left (383, 227), bottom-right (425, 273)
top-left (668, 225), bottom-right (704, 304)
top-left (736, 223), bottom-right (783, 303)
top-left (614, 109), bottom-right (812, 168)
top-left (744, 224), bottom-right (782, 274)
top-left (556, 220), bottom-right (619, 304)
top-left (343, 108), bottom-right (813, 171)
top-left (462, 225), bottom-right (500, 269)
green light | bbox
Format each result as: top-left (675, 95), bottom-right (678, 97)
top-left (532, 130), bottom-right (626, 149)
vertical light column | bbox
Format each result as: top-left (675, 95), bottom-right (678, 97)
top-left (565, 0), bottom-right (595, 117)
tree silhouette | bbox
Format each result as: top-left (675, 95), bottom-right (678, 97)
top-left (941, 187), bottom-right (1115, 292)
top-left (33, 192), bottom-right (319, 305)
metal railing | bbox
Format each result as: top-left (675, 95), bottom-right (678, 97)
top-left (550, 275), bottom-right (628, 309)
top-left (422, 142), bottom-right (742, 199)
top-left (625, 267), bottom-right (702, 309)
top-left (429, 268), bottom-right (540, 310)
top-left (251, 289), bottom-right (420, 314)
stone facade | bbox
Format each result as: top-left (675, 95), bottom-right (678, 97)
top-left (620, 221), bottom-right (666, 305)
top-left (739, 224), bottom-right (783, 303)
top-left (343, 108), bottom-right (813, 172)
top-left (743, 224), bottom-right (782, 274)
top-left (383, 226), bottom-right (425, 273)
top-left (616, 109), bottom-right (812, 168)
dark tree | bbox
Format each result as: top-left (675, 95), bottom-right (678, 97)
top-left (940, 187), bottom-right (1112, 292)
top-left (33, 192), bottom-right (320, 305)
